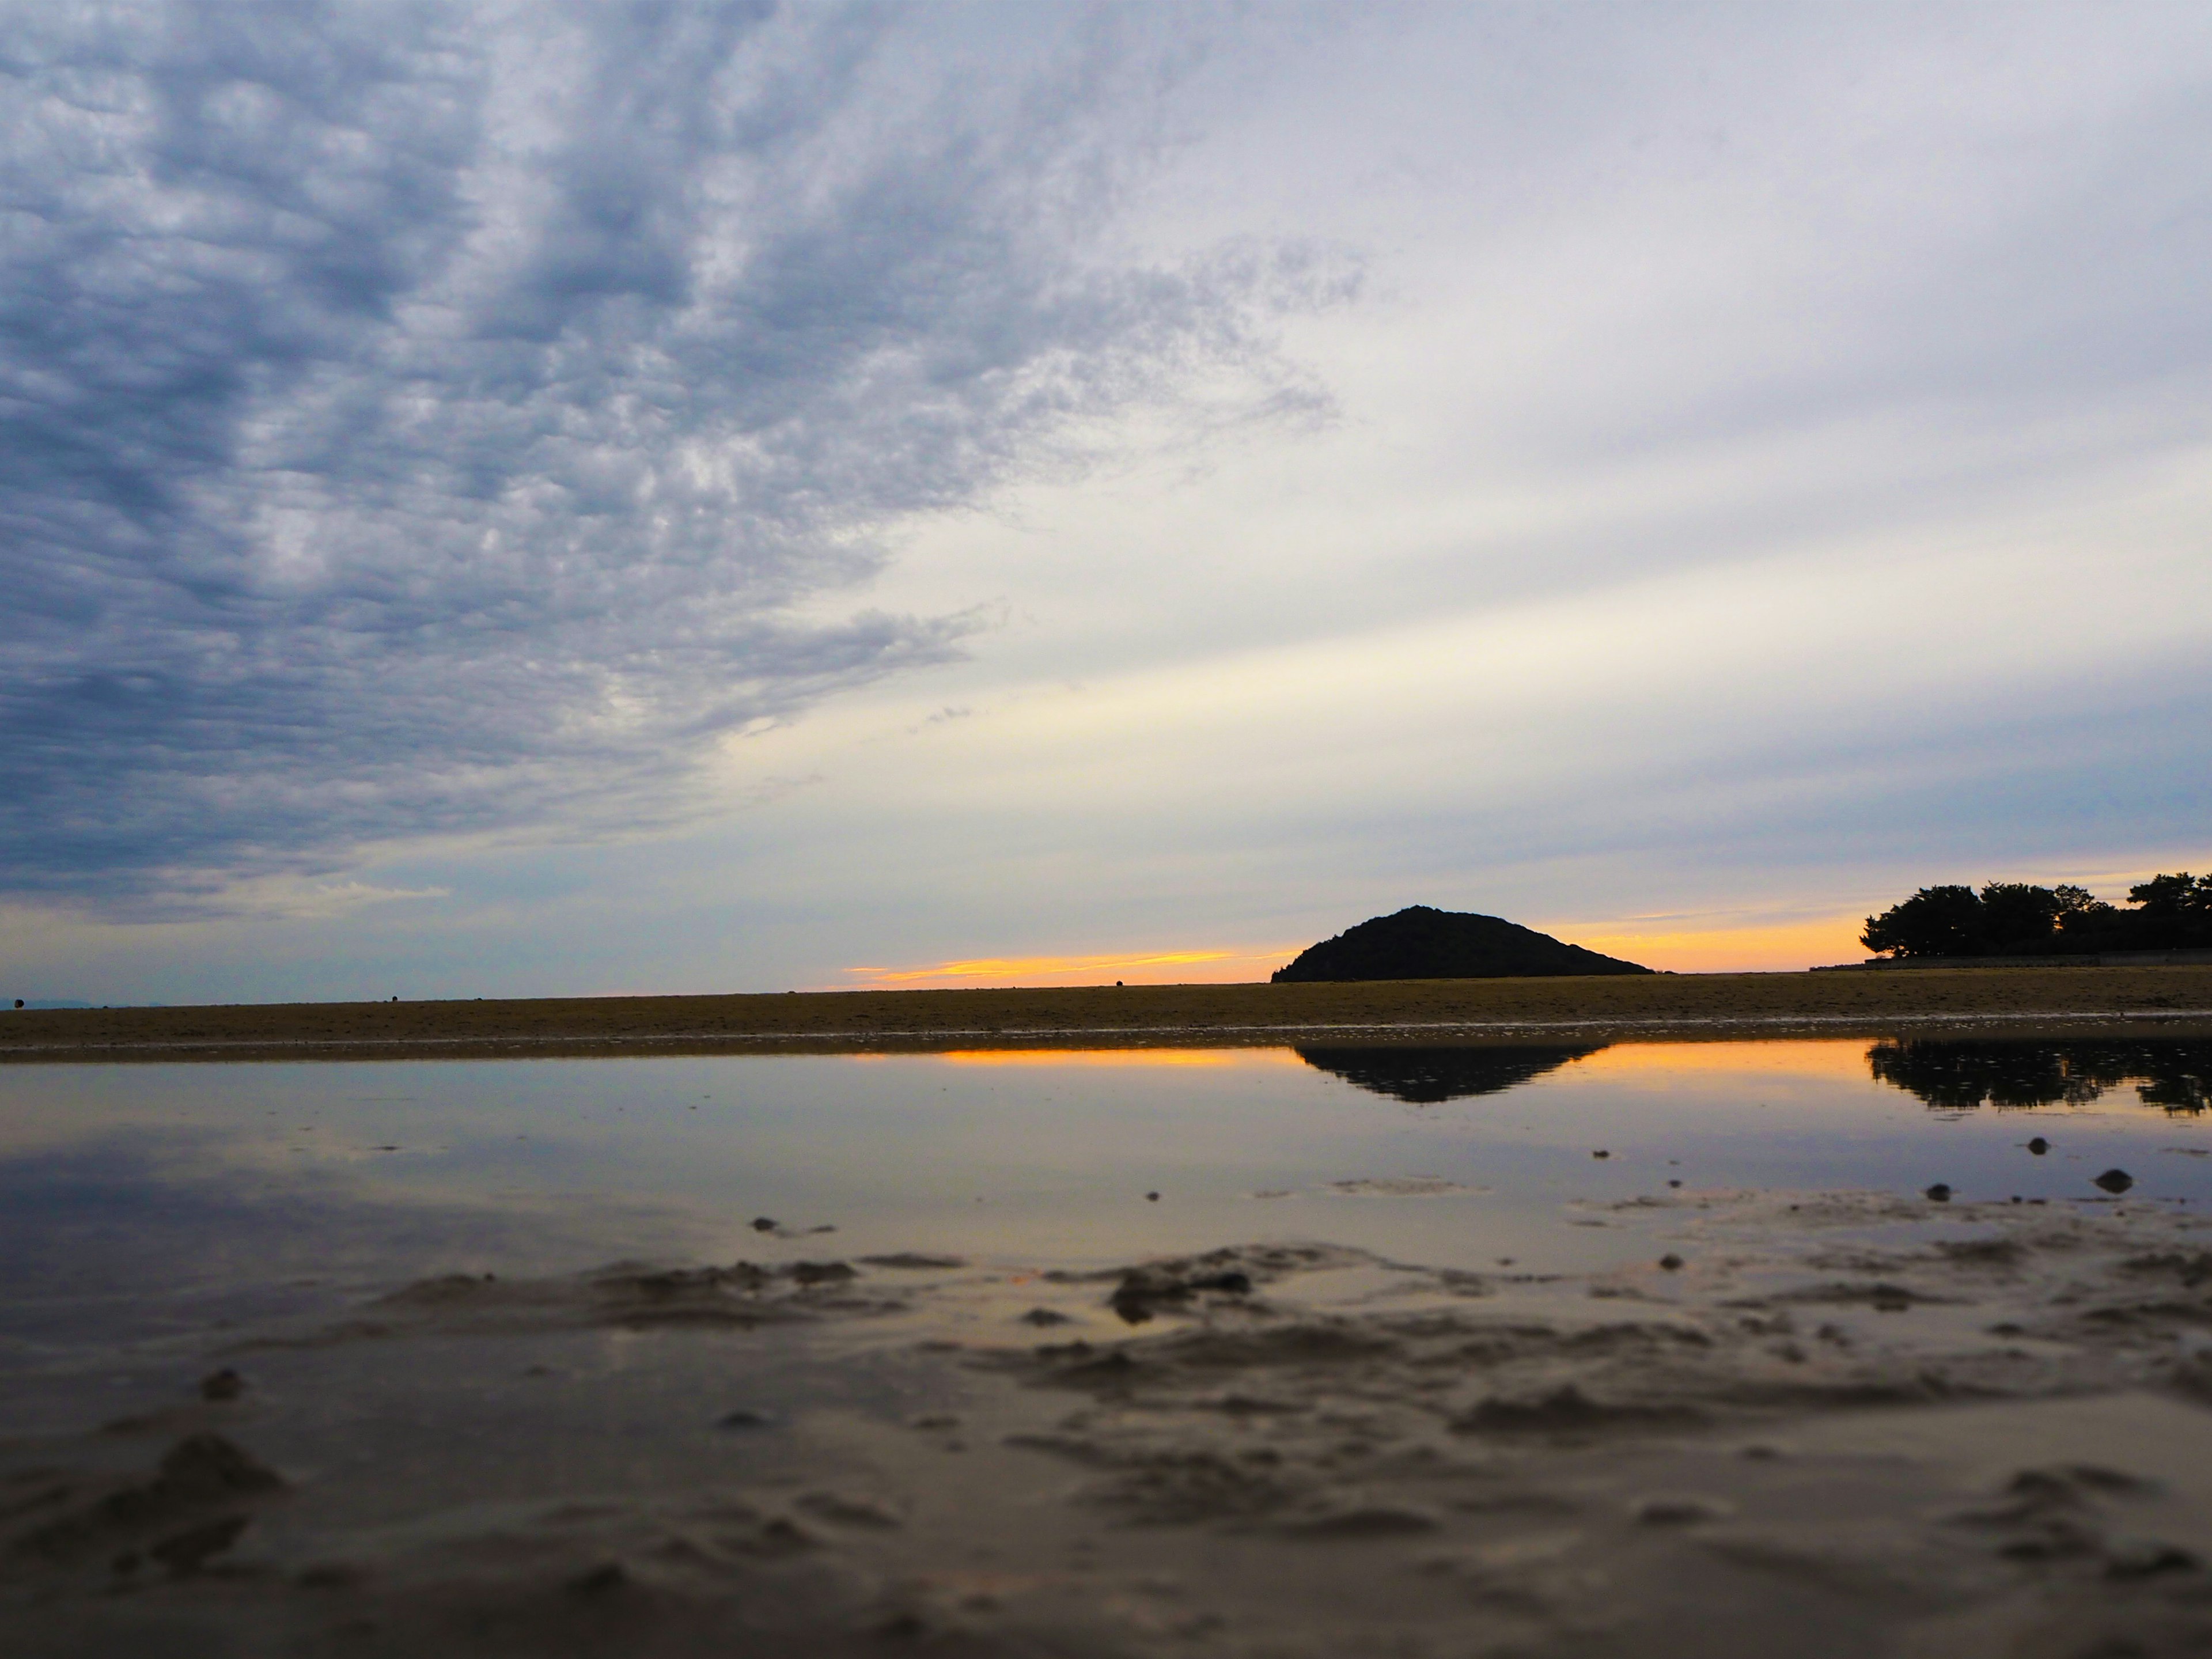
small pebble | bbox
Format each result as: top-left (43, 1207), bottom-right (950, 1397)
top-left (2027, 1137), bottom-right (2050, 1155)
top-left (1592, 1149), bottom-right (1609, 1160)
top-left (1925, 1183), bottom-right (1952, 1203)
top-left (2094, 1169), bottom-right (2135, 1195)
top-left (750, 1217), bottom-right (778, 1232)
top-left (198, 1368), bottom-right (246, 1402)
top-left (1666, 1179), bottom-right (1682, 1188)
top-left (1145, 1192), bottom-right (1160, 1202)
top-left (567, 1563), bottom-right (628, 1597)
top-left (1658, 1254), bottom-right (1684, 1271)
top-left (1631, 1495), bottom-right (1733, 1526)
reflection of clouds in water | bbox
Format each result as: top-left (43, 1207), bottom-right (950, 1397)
top-left (0, 1135), bottom-right (695, 1331)
top-left (1867, 1041), bottom-right (2212, 1114)
top-left (1294, 1046), bottom-right (1603, 1104)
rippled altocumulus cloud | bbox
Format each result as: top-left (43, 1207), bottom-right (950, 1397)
top-left (0, 1), bottom-right (1341, 907)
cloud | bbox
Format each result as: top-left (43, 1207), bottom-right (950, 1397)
top-left (0, 0), bottom-right (1344, 911)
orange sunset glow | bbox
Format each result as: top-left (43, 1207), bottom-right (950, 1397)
top-left (1548, 914), bottom-right (1870, 975)
top-left (841, 914), bottom-right (1868, 990)
top-left (841, 946), bottom-right (1302, 990)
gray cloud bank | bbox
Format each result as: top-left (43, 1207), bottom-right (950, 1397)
top-left (0, 1), bottom-right (1338, 907)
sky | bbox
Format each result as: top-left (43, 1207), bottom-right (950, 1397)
top-left (4, 0), bottom-right (2209, 1003)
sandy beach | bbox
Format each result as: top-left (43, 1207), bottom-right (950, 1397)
top-left (6, 965), bottom-right (2212, 1062)
top-left (10, 1184), bottom-right (2212, 1656)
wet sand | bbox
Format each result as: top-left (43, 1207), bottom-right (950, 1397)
top-left (10, 1188), bottom-right (2212, 1656)
top-left (6, 964), bottom-right (2212, 1062)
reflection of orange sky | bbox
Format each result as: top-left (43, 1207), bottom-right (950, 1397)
top-left (938, 1048), bottom-right (1302, 1069)
top-left (1565, 1039), bottom-right (1872, 1082)
top-left (842, 947), bottom-right (1300, 990)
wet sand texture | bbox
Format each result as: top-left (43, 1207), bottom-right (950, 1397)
top-left (4, 964), bottom-right (2211, 1062)
top-left (10, 1190), bottom-right (2212, 1655)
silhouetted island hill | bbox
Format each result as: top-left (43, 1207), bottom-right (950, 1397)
top-left (1272, 906), bottom-right (1652, 983)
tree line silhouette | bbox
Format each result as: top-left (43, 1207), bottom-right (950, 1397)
top-left (1860, 873), bottom-right (2212, 959)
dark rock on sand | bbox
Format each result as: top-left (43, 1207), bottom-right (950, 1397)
top-left (565, 1560), bottom-right (629, 1596)
top-left (198, 1368), bottom-right (245, 1402)
top-left (2095, 1169), bottom-right (2135, 1194)
top-left (1111, 1263), bottom-right (1253, 1325)
top-left (1452, 1384), bottom-right (1702, 1437)
top-left (2029, 1137), bottom-right (2050, 1154)
top-left (1278, 1503), bottom-right (1441, 1537)
top-left (1272, 905), bottom-right (1652, 982)
top-left (1631, 1495), bottom-right (1733, 1526)
top-left (858, 1253), bottom-right (967, 1270)
top-left (1925, 1183), bottom-right (1953, 1202)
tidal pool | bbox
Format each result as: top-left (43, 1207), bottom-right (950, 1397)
top-left (5, 1037), bottom-right (2211, 1657)
top-left (3, 1039), bottom-right (2209, 1375)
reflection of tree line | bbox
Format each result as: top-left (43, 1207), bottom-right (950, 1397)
top-left (1295, 1039), bottom-right (2210, 1114)
top-left (1866, 1040), bottom-right (2210, 1114)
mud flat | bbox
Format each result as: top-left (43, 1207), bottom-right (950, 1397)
top-left (9, 1188), bottom-right (2212, 1656)
top-left (5, 965), bottom-right (2212, 1062)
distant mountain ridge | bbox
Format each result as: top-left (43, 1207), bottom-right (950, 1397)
top-left (1272, 906), bottom-right (1652, 983)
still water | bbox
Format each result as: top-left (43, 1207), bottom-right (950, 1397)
top-left (3, 1037), bottom-right (2206, 1371)
top-left (9, 1036), bottom-right (2210, 1653)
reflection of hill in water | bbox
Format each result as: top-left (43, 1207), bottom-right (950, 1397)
top-left (1868, 1040), bottom-right (2211, 1113)
top-left (1295, 1046), bottom-right (1601, 1104)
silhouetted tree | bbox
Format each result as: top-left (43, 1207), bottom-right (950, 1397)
top-left (2127, 872), bottom-right (2212, 948)
top-left (2051, 883), bottom-right (2115, 944)
top-left (1978, 882), bottom-right (2063, 953)
top-left (1859, 885), bottom-right (1984, 957)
